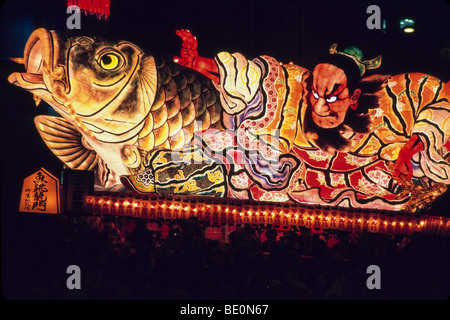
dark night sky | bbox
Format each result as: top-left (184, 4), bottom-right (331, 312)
top-left (1, 0), bottom-right (449, 75)
top-left (0, 0), bottom-right (450, 302)
top-left (0, 0), bottom-right (449, 216)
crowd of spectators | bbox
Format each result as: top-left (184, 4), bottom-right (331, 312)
top-left (3, 213), bottom-right (450, 300)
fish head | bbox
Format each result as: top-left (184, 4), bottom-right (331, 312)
top-left (8, 28), bottom-right (157, 143)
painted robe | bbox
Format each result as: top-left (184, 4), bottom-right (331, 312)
top-left (138, 52), bottom-right (450, 211)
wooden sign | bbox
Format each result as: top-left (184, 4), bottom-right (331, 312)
top-left (19, 168), bottom-right (60, 214)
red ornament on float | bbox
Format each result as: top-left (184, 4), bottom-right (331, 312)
top-left (67, 0), bottom-right (110, 20)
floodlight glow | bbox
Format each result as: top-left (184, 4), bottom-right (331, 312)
top-left (400, 18), bottom-right (415, 33)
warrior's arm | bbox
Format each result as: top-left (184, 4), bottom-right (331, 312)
top-left (173, 29), bottom-right (219, 84)
top-left (393, 79), bottom-right (450, 184)
top-left (392, 134), bottom-right (424, 183)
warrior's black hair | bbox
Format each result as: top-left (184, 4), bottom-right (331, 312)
top-left (315, 53), bottom-right (362, 92)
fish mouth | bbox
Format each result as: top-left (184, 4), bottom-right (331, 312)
top-left (8, 28), bottom-right (68, 107)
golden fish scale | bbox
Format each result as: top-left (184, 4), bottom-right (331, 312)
top-left (138, 56), bottom-right (222, 156)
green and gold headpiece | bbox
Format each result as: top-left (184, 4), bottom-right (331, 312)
top-left (329, 43), bottom-right (382, 76)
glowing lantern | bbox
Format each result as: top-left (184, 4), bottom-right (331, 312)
top-left (226, 208), bottom-right (235, 225)
top-left (305, 213), bottom-right (313, 229)
top-left (132, 200), bottom-right (141, 217)
top-left (330, 212), bottom-right (338, 229)
top-left (313, 213), bottom-right (322, 230)
top-left (369, 214), bottom-right (380, 233)
top-left (67, 0), bottom-right (110, 20)
top-left (142, 201), bottom-right (151, 219)
top-left (386, 217), bottom-right (396, 235)
top-left (19, 168), bottom-right (60, 214)
top-left (354, 214), bottom-right (362, 232)
top-left (102, 196), bottom-right (111, 214)
top-left (322, 212), bottom-right (331, 229)
top-left (345, 214), bottom-right (354, 232)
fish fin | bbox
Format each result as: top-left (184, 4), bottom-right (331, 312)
top-left (138, 56), bottom-right (158, 114)
top-left (34, 115), bottom-right (99, 170)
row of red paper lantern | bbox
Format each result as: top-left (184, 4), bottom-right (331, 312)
top-left (85, 194), bottom-right (450, 236)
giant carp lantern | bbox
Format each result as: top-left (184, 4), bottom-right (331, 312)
top-left (8, 28), bottom-right (450, 213)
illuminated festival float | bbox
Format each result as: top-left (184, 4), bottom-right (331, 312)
top-left (8, 25), bottom-right (450, 239)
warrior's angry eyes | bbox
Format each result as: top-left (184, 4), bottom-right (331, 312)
top-left (312, 90), bottom-right (319, 99)
top-left (326, 96), bottom-right (337, 103)
top-left (312, 90), bottom-right (338, 103)
top-left (97, 52), bottom-right (122, 71)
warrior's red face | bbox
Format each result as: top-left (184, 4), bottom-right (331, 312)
top-left (310, 63), bottom-right (361, 129)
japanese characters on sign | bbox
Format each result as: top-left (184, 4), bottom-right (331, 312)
top-left (19, 168), bottom-right (60, 214)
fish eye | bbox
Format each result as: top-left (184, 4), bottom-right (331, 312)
top-left (326, 95), bottom-right (337, 103)
top-left (98, 52), bottom-right (122, 71)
